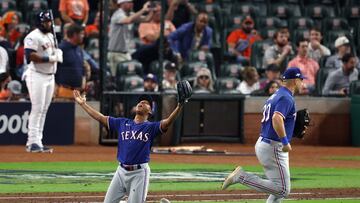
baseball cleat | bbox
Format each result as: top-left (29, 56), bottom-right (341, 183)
top-left (26, 144), bottom-right (42, 153)
top-left (41, 146), bottom-right (53, 153)
top-left (160, 198), bottom-right (171, 203)
top-left (221, 166), bottom-right (243, 190)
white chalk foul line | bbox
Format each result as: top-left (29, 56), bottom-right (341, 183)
top-left (0, 191), bottom-right (357, 200)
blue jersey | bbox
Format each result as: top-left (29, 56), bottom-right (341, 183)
top-left (259, 87), bottom-right (296, 142)
top-left (108, 117), bottom-right (163, 165)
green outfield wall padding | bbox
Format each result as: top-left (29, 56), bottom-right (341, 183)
top-left (351, 95), bottom-right (360, 147)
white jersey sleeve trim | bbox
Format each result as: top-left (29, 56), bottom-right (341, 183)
top-left (274, 111), bottom-right (285, 119)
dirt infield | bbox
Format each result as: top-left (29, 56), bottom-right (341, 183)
top-left (0, 144), bottom-right (360, 202)
top-left (1, 188), bottom-right (360, 202)
top-left (1, 144), bottom-right (360, 168)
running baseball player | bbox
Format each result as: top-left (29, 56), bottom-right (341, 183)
top-left (222, 67), bottom-right (306, 203)
top-left (23, 11), bottom-right (63, 153)
top-left (73, 80), bottom-right (192, 203)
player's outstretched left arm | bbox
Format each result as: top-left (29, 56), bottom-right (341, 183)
top-left (73, 90), bottom-right (108, 127)
top-left (160, 103), bottom-right (183, 132)
top-left (160, 80), bottom-right (193, 132)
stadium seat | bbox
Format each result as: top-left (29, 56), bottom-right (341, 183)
top-left (350, 80), bottom-right (360, 96)
top-left (15, 23), bottom-right (30, 35)
top-left (303, 0), bottom-right (339, 17)
top-left (181, 61), bottom-right (208, 78)
top-left (122, 75), bottom-right (144, 92)
top-left (250, 39), bottom-right (274, 71)
top-left (259, 27), bottom-right (277, 40)
top-left (220, 63), bottom-right (244, 79)
top-left (315, 68), bottom-right (332, 96)
top-left (216, 77), bottom-right (241, 94)
top-left (304, 5), bottom-right (330, 29)
top-left (0, 0), bottom-right (16, 15)
top-left (225, 15), bottom-right (245, 31)
top-left (292, 29), bottom-right (310, 43)
top-left (25, 0), bottom-right (49, 26)
top-left (289, 17), bottom-right (314, 31)
top-left (271, 0), bottom-right (304, 17)
top-left (322, 18), bottom-right (350, 33)
top-left (318, 55), bottom-right (330, 69)
top-left (86, 37), bottom-right (99, 49)
top-left (342, 6), bottom-right (360, 28)
top-left (269, 4), bottom-right (293, 20)
top-left (116, 60), bottom-right (143, 78)
top-left (188, 51), bottom-right (215, 76)
top-left (347, 0), bottom-right (360, 6)
top-left (26, 0), bottom-right (48, 10)
top-left (256, 17), bottom-right (283, 30)
top-left (148, 60), bottom-right (171, 79)
top-left (231, 3), bottom-right (260, 18)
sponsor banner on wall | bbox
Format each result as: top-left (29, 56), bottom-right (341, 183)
top-left (0, 102), bottom-right (74, 145)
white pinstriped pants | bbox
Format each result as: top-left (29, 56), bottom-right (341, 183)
top-left (104, 163), bottom-right (150, 203)
top-left (236, 137), bottom-right (291, 203)
top-left (25, 69), bottom-right (55, 147)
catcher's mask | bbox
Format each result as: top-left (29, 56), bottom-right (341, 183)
top-left (36, 11), bottom-right (52, 33)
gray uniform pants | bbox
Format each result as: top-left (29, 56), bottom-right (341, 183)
top-left (236, 137), bottom-right (291, 203)
top-left (104, 163), bottom-right (150, 203)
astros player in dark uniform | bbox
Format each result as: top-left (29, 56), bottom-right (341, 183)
top-left (222, 67), bottom-right (306, 203)
top-left (73, 90), bottom-right (186, 203)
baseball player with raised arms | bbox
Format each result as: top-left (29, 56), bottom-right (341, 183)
top-left (23, 11), bottom-right (63, 153)
top-left (222, 67), bottom-right (306, 203)
top-left (73, 81), bottom-right (192, 203)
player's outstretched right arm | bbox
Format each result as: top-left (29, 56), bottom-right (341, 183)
top-left (73, 90), bottom-right (108, 127)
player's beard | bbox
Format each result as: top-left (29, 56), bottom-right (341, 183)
top-left (39, 24), bottom-right (51, 33)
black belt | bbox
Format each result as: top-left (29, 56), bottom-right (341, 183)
top-left (120, 163), bottom-right (141, 171)
top-left (109, 51), bottom-right (128, 54)
top-left (34, 70), bottom-right (54, 75)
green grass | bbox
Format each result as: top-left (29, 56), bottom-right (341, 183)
top-left (177, 200), bottom-right (360, 203)
top-left (0, 162), bottom-right (359, 193)
top-left (324, 156), bottom-right (360, 161)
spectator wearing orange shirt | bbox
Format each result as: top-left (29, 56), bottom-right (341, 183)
top-left (85, 12), bottom-right (99, 37)
top-left (2, 11), bottom-right (21, 46)
top-left (59, 0), bottom-right (90, 26)
top-left (138, 1), bottom-right (176, 45)
top-left (227, 15), bottom-right (261, 65)
top-left (287, 36), bottom-right (319, 94)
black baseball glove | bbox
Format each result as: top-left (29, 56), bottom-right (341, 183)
top-left (177, 80), bottom-right (193, 105)
top-left (293, 109), bottom-right (311, 139)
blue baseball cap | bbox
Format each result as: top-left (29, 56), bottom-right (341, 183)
top-left (282, 67), bottom-right (306, 80)
top-left (144, 73), bottom-right (158, 83)
top-left (137, 94), bottom-right (153, 109)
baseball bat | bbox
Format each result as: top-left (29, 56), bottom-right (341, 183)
top-left (48, 9), bottom-right (58, 49)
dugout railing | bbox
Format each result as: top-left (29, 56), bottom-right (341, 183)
top-left (99, 92), bottom-right (245, 146)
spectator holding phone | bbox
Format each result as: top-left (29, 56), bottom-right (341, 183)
top-left (322, 53), bottom-right (359, 96)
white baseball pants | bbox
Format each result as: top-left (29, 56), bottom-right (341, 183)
top-left (25, 69), bottom-right (55, 147)
top-left (236, 137), bottom-right (291, 203)
top-left (104, 163), bottom-right (150, 203)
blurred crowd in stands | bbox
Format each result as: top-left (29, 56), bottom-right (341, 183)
top-left (1, 0), bottom-right (360, 103)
